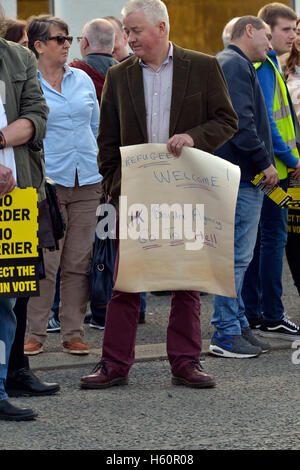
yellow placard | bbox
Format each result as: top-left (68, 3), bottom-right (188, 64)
top-left (0, 188), bottom-right (39, 298)
top-left (0, 188), bottom-right (38, 259)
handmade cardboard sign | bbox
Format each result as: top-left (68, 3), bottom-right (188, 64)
top-left (0, 188), bottom-right (39, 298)
top-left (114, 143), bottom-right (240, 297)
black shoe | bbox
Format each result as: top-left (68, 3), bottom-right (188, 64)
top-left (84, 313), bottom-right (92, 324)
top-left (89, 318), bottom-right (105, 330)
top-left (259, 315), bottom-right (300, 341)
top-left (5, 367), bottom-right (60, 397)
top-left (242, 327), bottom-right (271, 353)
top-left (0, 399), bottom-right (37, 421)
top-left (46, 314), bottom-right (60, 332)
top-left (247, 317), bottom-right (263, 332)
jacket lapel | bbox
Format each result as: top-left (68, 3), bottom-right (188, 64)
top-left (126, 59), bottom-right (148, 141)
top-left (169, 45), bottom-right (190, 137)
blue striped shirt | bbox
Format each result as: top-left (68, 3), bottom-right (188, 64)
top-left (140, 42), bottom-right (173, 144)
top-left (37, 65), bottom-right (101, 187)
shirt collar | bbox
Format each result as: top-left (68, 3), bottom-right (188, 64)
top-left (268, 50), bottom-right (278, 59)
top-left (86, 52), bottom-right (114, 58)
top-left (227, 45), bottom-right (253, 65)
top-left (139, 41), bottom-right (173, 69)
top-left (37, 63), bottom-right (73, 80)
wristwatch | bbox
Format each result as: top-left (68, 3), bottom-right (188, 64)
top-left (0, 130), bottom-right (6, 150)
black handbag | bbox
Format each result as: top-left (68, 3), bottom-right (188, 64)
top-left (44, 177), bottom-right (66, 250)
top-left (89, 233), bottom-right (116, 306)
top-left (89, 200), bottom-right (116, 306)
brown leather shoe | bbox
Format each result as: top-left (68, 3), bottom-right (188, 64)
top-left (24, 339), bottom-right (43, 356)
top-left (80, 361), bottom-right (129, 389)
top-left (62, 337), bottom-right (89, 355)
top-left (171, 361), bottom-right (216, 388)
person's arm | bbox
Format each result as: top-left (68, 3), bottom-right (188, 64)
top-left (89, 79), bottom-right (100, 140)
top-left (12, 50), bottom-right (48, 145)
top-left (0, 164), bottom-right (16, 197)
top-left (2, 119), bottom-right (34, 147)
top-left (262, 164), bottom-right (278, 187)
top-left (167, 133), bottom-right (194, 156)
top-left (257, 61), bottom-right (299, 170)
top-left (97, 69), bottom-right (121, 202)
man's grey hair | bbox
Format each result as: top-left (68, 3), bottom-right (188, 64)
top-left (222, 17), bottom-right (240, 47)
top-left (121, 0), bottom-right (170, 35)
top-left (231, 16), bottom-right (266, 41)
top-left (83, 18), bottom-right (115, 52)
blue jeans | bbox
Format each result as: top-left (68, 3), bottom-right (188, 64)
top-left (51, 268), bottom-right (61, 319)
top-left (242, 179), bottom-right (288, 323)
top-left (140, 292), bottom-right (147, 313)
top-left (0, 298), bottom-right (16, 400)
top-left (211, 185), bottom-right (264, 335)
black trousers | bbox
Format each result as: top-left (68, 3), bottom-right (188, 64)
top-left (8, 297), bottom-right (30, 372)
top-left (286, 208), bottom-right (300, 295)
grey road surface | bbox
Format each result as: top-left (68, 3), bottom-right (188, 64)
top-left (1, 257), bottom-right (299, 451)
top-left (1, 348), bottom-right (299, 451)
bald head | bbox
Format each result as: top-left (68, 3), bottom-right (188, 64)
top-left (222, 17), bottom-right (240, 47)
top-left (104, 16), bottom-right (129, 61)
top-left (81, 18), bottom-right (115, 54)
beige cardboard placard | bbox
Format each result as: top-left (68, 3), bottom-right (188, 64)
top-left (115, 144), bottom-right (240, 297)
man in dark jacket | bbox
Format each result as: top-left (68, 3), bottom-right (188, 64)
top-left (80, 0), bottom-right (238, 391)
top-left (210, 16), bottom-right (278, 358)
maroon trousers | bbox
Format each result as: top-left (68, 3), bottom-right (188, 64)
top-left (101, 213), bottom-right (202, 376)
top-left (102, 289), bottom-right (202, 376)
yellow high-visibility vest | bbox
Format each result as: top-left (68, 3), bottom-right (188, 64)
top-left (255, 56), bottom-right (299, 179)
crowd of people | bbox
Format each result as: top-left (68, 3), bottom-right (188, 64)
top-left (0, 0), bottom-right (299, 421)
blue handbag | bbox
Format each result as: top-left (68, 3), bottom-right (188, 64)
top-left (89, 203), bottom-right (116, 306)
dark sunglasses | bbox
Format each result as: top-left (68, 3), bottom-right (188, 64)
top-left (45, 35), bottom-right (73, 45)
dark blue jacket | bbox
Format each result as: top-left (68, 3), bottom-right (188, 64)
top-left (215, 45), bottom-right (274, 182)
